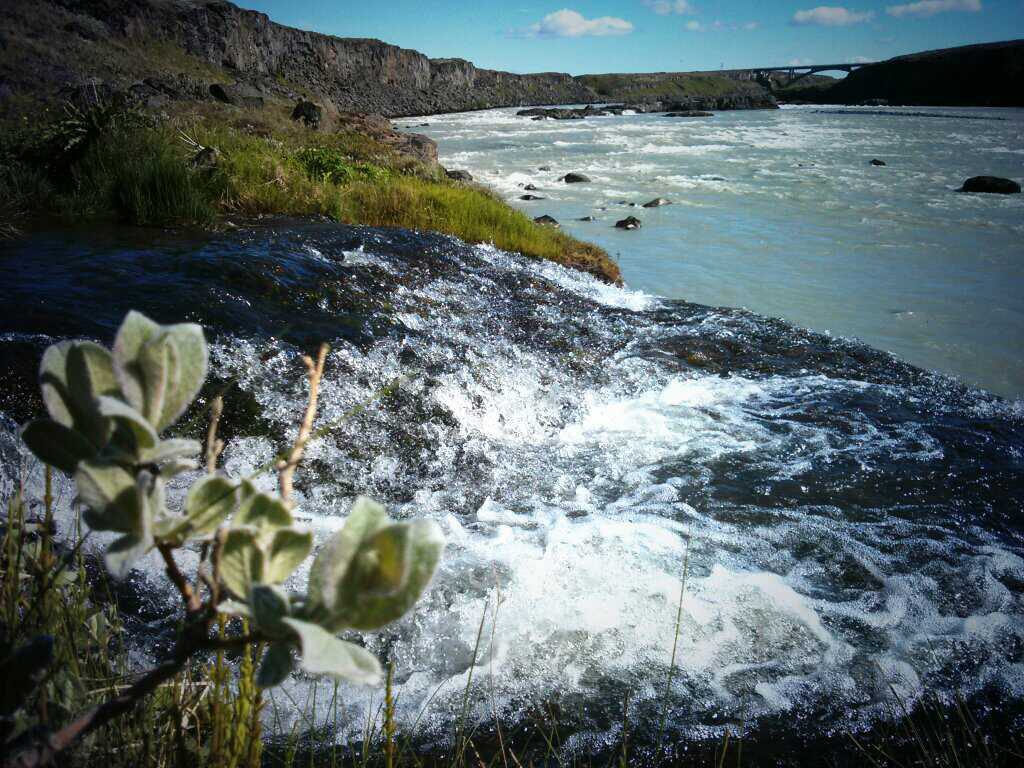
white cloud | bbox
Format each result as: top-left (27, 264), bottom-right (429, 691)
top-left (518, 8), bottom-right (634, 37)
top-left (685, 19), bottom-right (760, 32)
top-left (886, 0), bottom-right (981, 18)
top-left (643, 0), bottom-right (696, 14)
top-left (792, 6), bottom-right (875, 26)
top-left (788, 58), bottom-right (815, 66)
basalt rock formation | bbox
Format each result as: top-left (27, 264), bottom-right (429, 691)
top-left (0, 0), bottom-right (777, 118)
top-left (776, 40), bottom-right (1024, 108)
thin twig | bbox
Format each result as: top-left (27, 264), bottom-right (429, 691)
top-left (205, 395), bottom-right (224, 474)
top-left (277, 344), bottom-right (329, 503)
top-left (157, 544), bottom-right (202, 615)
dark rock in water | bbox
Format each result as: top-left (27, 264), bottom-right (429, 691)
top-left (291, 99), bottom-right (322, 128)
top-left (519, 194), bottom-right (545, 201)
top-left (870, 159), bottom-right (886, 167)
top-left (518, 105), bottom-right (614, 120)
top-left (534, 215), bottom-right (559, 226)
top-left (578, 216), bottom-right (595, 221)
top-left (860, 98), bottom-right (889, 107)
top-left (420, 123), bottom-right (430, 126)
top-left (538, 166), bottom-right (551, 171)
top-left (531, 116), bottom-right (546, 121)
top-left (446, 169), bottom-right (473, 182)
top-left (615, 216), bottom-right (642, 230)
top-left (959, 176), bottom-right (1021, 194)
top-left (642, 198), bottom-right (672, 208)
top-left (664, 111), bottom-right (714, 118)
top-left (209, 82), bottom-right (264, 108)
top-left (524, 183), bottom-right (538, 191)
top-left (561, 173), bottom-right (591, 184)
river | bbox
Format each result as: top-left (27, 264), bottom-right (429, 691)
top-left (1, 218), bottom-right (1022, 758)
top-left (399, 104), bottom-right (1024, 398)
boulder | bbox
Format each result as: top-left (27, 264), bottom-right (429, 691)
top-left (291, 99), bottom-right (323, 129)
top-left (524, 183), bottom-right (538, 191)
top-left (642, 197), bottom-right (672, 208)
top-left (519, 194), bottom-right (545, 200)
top-left (578, 216), bottom-right (595, 221)
top-left (538, 165), bottom-right (551, 171)
top-left (959, 176), bottom-right (1021, 194)
top-left (209, 82), bottom-right (264, 108)
top-left (561, 173), bottom-right (591, 184)
top-left (446, 169), bottom-right (473, 182)
top-left (615, 216), bottom-right (642, 230)
top-left (870, 159), bottom-right (886, 167)
top-left (534, 215), bottom-right (559, 227)
top-left (190, 146), bottom-right (220, 169)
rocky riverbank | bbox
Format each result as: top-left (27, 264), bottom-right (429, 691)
top-left (0, 0), bottom-right (776, 119)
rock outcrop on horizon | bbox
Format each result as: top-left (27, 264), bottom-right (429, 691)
top-left (0, 0), bottom-right (776, 118)
top-left (776, 40), bottom-right (1024, 107)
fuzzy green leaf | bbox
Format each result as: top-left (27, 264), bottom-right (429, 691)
top-left (75, 460), bottom-right (142, 533)
top-left (235, 492), bottom-right (293, 535)
top-left (265, 528), bottom-right (314, 584)
top-left (185, 475), bottom-right (237, 536)
top-left (281, 618), bottom-right (382, 686)
top-left (330, 520), bottom-right (444, 631)
top-left (104, 532), bottom-right (151, 579)
top-left (257, 642), bottom-right (294, 688)
top-left (306, 496), bottom-right (388, 616)
top-left (95, 396), bottom-right (158, 450)
top-left (40, 341), bottom-right (117, 449)
top-left (139, 337), bottom-right (173, 427)
top-left (112, 311), bottom-right (161, 417)
top-left (20, 419), bottom-right (97, 474)
top-left (220, 528), bottom-right (264, 598)
top-left (249, 584), bottom-right (292, 638)
top-left (157, 324), bottom-right (207, 430)
top-left (138, 439), bottom-right (201, 465)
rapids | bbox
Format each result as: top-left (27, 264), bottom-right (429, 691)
top-left (1, 223), bottom-right (1022, 755)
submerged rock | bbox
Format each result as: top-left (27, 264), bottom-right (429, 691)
top-left (538, 165), bottom-right (552, 171)
top-left (578, 216), bottom-right (595, 221)
top-left (519, 194), bottom-right (545, 201)
top-left (870, 159), bottom-right (887, 167)
top-left (959, 176), bottom-right (1021, 194)
top-left (642, 197), bottom-right (672, 208)
top-left (663, 111), bottom-right (714, 118)
top-left (524, 183), bottom-right (538, 191)
top-left (615, 216), bottom-right (642, 230)
top-left (534, 214), bottom-right (559, 226)
top-left (561, 173), bottom-right (591, 184)
top-left (446, 169), bottom-right (473, 182)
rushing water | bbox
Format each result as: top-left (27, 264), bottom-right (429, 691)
top-left (398, 105), bottom-right (1024, 398)
top-left (1, 223), bottom-right (1022, 757)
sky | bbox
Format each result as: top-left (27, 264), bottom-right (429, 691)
top-left (235, 1), bottom-right (1024, 74)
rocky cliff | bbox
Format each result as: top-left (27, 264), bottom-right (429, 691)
top-left (0, 0), bottom-right (774, 117)
top-left (777, 40), bottom-right (1024, 107)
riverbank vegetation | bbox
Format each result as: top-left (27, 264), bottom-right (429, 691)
top-left (0, 99), bottom-right (621, 283)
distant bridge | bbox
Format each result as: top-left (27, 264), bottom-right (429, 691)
top-left (724, 62), bottom-right (873, 86)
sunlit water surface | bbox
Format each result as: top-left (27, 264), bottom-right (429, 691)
top-left (399, 105), bottom-right (1024, 397)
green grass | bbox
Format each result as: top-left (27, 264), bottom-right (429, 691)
top-left (0, 102), bottom-right (621, 283)
top-left (578, 72), bottom-right (758, 102)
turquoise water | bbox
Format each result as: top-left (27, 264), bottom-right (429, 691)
top-left (400, 105), bottom-right (1024, 397)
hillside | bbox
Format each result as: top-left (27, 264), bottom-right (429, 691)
top-left (0, 0), bottom-right (775, 118)
top-left (777, 40), bottom-right (1024, 107)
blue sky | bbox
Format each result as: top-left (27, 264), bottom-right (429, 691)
top-left (236, 1), bottom-right (1024, 74)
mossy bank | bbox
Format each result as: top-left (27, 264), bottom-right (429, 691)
top-left (0, 99), bottom-right (621, 284)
